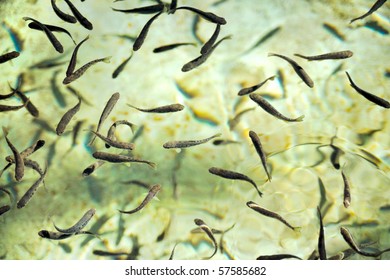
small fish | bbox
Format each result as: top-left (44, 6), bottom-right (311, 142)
top-left (248, 130), bottom-right (271, 182)
top-left (317, 207), bottom-right (327, 260)
top-left (66, 86), bottom-right (93, 106)
top-left (323, 23), bottom-right (345, 41)
top-left (16, 164), bottom-right (48, 209)
top-left (244, 26), bottom-right (281, 53)
top-left (212, 139), bottom-right (240, 146)
top-left (63, 56), bottom-right (111, 84)
top-left (163, 133), bottom-right (221, 149)
top-left (209, 167), bottom-right (263, 197)
top-left (118, 184), bottom-right (161, 214)
top-left (89, 92), bottom-right (120, 145)
top-left (54, 208), bottom-right (96, 234)
top-left (72, 120), bottom-right (84, 146)
top-left (112, 52), bottom-right (133, 79)
top-left (0, 205), bottom-right (11, 216)
top-left (6, 139), bottom-right (45, 161)
top-left (256, 254), bottom-right (302, 260)
top-left (120, 180), bottom-right (150, 189)
top-left (23, 17), bottom-right (64, 53)
top-left (328, 253), bottom-right (344, 260)
top-left (66, 35), bottom-right (89, 77)
top-left (345, 72), bottom-right (390, 108)
top-left (0, 102), bottom-right (27, 112)
top-left (23, 159), bottom-right (45, 176)
top-left (29, 54), bottom-right (68, 69)
top-left (0, 88), bottom-right (17, 100)
top-left (169, 243), bottom-right (179, 260)
top-left (82, 160), bottom-right (105, 177)
top-left (92, 250), bottom-right (129, 257)
top-left (92, 152), bottom-right (156, 168)
top-left (350, 0), bottom-right (388, 24)
top-left (0, 51), bottom-right (20, 64)
top-left (27, 22), bottom-right (76, 44)
top-left (105, 120), bottom-right (136, 148)
top-left (228, 107), bottom-right (256, 129)
top-left (112, 4), bottom-right (164, 14)
top-left (56, 97), bottom-right (81, 136)
top-left (13, 89), bottom-right (39, 118)
top-left (127, 103), bottom-right (184, 113)
top-left (294, 50), bottom-right (353, 61)
top-left (51, 0), bottom-right (77, 24)
top-left (246, 201), bottom-right (298, 231)
top-left (38, 230), bottom-right (93, 240)
top-left (133, 11), bottom-right (163, 51)
top-left (64, 0), bottom-right (93, 30)
top-left (87, 130), bottom-right (135, 150)
top-left (200, 24), bottom-right (220, 55)
top-left (194, 218), bottom-right (218, 259)
top-left (175, 6), bottom-right (226, 25)
top-left (249, 93), bottom-right (305, 122)
top-left (172, 149), bottom-right (185, 199)
top-left (341, 170), bottom-right (351, 208)
top-left (2, 22), bottom-right (23, 52)
top-left (3, 128), bottom-right (24, 182)
top-left (330, 144), bottom-right (343, 170)
top-left (237, 75), bottom-right (276, 96)
top-left (268, 53), bottom-right (314, 88)
top-left (153, 43), bottom-right (196, 53)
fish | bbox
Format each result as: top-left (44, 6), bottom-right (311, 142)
top-left (246, 201), bottom-right (298, 231)
top-left (200, 24), bottom-right (220, 55)
top-left (268, 53), bottom-right (314, 88)
top-left (133, 11), bottom-right (163, 51)
top-left (168, 0), bottom-right (178, 14)
top-left (38, 230), bottom-right (94, 240)
top-left (317, 207), bottom-right (327, 260)
top-left (127, 103), bottom-right (184, 113)
top-left (169, 243), bottom-right (178, 260)
top-left (175, 6), bottom-right (226, 25)
top-left (3, 128), bottom-right (24, 182)
top-left (237, 75), bottom-right (276, 96)
top-left (82, 160), bottom-right (106, 177)
top-left (181, 35), bottom-right (231, 72)
top-left (105, 120), bottom-right (137, 148)
top-left (172, 149), bottom-right (185, 199)
top-left (27, 22), bottom-right (76, 44)
top-left (294, 50), bottom-right (353, 61)
top-left (153, 43), bottom-right (196, 53)
top-left (62, 56), bottom-right (111, 84)
top-left (0, 88), bottom-right (17, 100)
top-left (341, 170), bottom-right (351, 208)
top-left (248, 130), bottom-right (272, 182)
top-left (66, 86), bottom-right (93, 107)
top-left (72, 120), bottom-right (84, 146)
top-left (112, 52), bottom-right (133, 79)
top-left (163, 133), bottom-right (221, 149)
top-left (228, 107), bottom-right (256, 129)
top-left (256, 254), bottom-right (302, 260)
top-left (209, 167), bottom-right (263, 197)
top-left (322, 23), bottom-right (345, 41)
top-left (350, 0), bottom-right (388, 24)
top-left (345, 71), bottom-right (390, 108)
top-left (112, 4), bottom-right (164, 14)
top-left (0, 51), bottom-right (20, 64)
top-left (92, 250), bottom-right (129, 257)
top-left (328, 253), bottom-right (344, 260)
top-left (87, 130), bottom-right (135, 150)
top-left (194, 218), bottom-right (218, 259)
top-left (66, 35), bottom-right (90, 77)
top-left (244, 26), bottom-right (281, 53)
top-left (212, 139), bottom-right (240, 146)
top-left (64, 0), bottom-right (93, 30)
top-left (51, 0), bottom-right (77, 24)
top-left (92, 152), bottom-right (156, 168)
top-left (120, 180), bottom-right (150, 189)
top-left (0, 205), bottom-right (11, 216)
top-left (89, 92), bottom-right (120, 145)
top-left (10, 87), bottom-right (39, 117)
top-left (6, 139), bottom-right (45, 161)
top-left (0, 102), bottom-right (28, 112)
top-left (54, 208), bottom-right (96, 234)
top-left (23, 159), bottom-right (45, 176)
top-left (16, 164), bottom-right (48, 209)
top-left (249, 93), bottom-right (305, 122)
top-left (330, 143), bottom-right (343, 170)
top-left (2, 22), bottom-right (23, 52)
top-left (29, 53), bottom-right (68, 69)
top-left (56, 97), bottom-right (81, 136)
top-left (22, 17), bottom-right (64, 53)
top-left (118, 184), bottom-right (161, 214)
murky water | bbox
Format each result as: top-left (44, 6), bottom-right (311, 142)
top-left (0, 0), bottom-right (389, 260)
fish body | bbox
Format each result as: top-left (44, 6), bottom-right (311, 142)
top-left (200, 24), bottom-right (220, 55)
top-left (51, 0), bottom-right (77, 23)
top-left (133, 11), bottom-right (163, 51)
top-left (175, 6), bottom-right (226, 25)
top-left (256, 254), bottom-right (302, 260)
top-left (27, 22), bottom-right (76, 44)
top-left (112, 4), bottom-right (164, 14)
top-left (163, 133), bottom-right (221, 149)
top-left (317, 207), bottom-right (327, 260)
top-left (105, 120), bottom-right (136, 148)
top-left (88, 130), bottom-right (135, 150)
top-left (64, 0), bottom-right (93, 30)
top-left (92, 152), bottom-right (156, 168)
top-left (112, 52), bottom-right (133, 79)
top-left (0, 51), bottom-right (20, 64)
top-left (0, 205), bottom-right (11, 216)
top-left (153, 43), bottom-right (195, 53)
top-left (127, 103), bottom-right (184, 113)
top-left (82, 160), bottom-right (105, 177)
top-left (3, 129), bottom-right (24, 182)
top-left (56, 98), bottom-right (81, 136)
top-left (341, 171), bottom-right (351, 208)
top-left (0, 103), bottom-right (26, 112)
top-left (350, 0), bottom-right (388, 23)
top-left (66, 35), bottom-right (89, 77)
top-left (54, 208), bottom-right (96, 234)
top-left (238, 75), bottom-right (275, 96)
top-left (63, 56), bottom-right (111, 84)
top-left (294, 51), bottom-right (353, 61)
top-left (13, 90), bottom-right (39, 117)
top-left (194, 218), bottom-right (218, 259)
top-left (119, 184), bottom-right (161, 214)
top-left (248, 130), bottom-right (271, 182)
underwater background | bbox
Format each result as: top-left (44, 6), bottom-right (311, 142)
top-left (0, 0), bottom-right (389, 260)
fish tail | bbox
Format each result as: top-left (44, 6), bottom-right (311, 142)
top-left (2, 126), bottom-right (9, 136)
top-left (295, 115), bottom-right (305, 122)
top-left (148, 162), bottom-right (157, 169)
top-left (267, 52), bottom-right (276, 57)
top-left (293, 53), bottom-right (306, 59)
top-left (103, 56), bottom-right (112, 63)
top-left (293, 226), bottom-right (302, 233)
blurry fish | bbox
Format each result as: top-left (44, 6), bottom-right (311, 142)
top-left (92, 152), bottom-right (156, 168)
top-left (0, 88), bottom-right (17, 100)
top-left (209, 167), bottom-right (263, 197)
top-left (112, 4), bottom-right (164, 14)
top-left (118, 184), bottom-right (161, 214)
top-left (294, 50), bottom-right (353, 61)
top-left (56, 97), bottom-right (81, 136)
top-left (133, 11), bottom-right (163, 51)
top-left (169, 243), bottom-right (179, 260)
top-left (50, 70), bottom-right (67, 108)
top-left (244, 26), bottom-right (281, 54)
top-left (248, 130), bottom-right (271, 182)
top-left (194, 218), bottom-right (218, 259)
top-left (237, 75), bottom-right (276, 96)
top-left (92, 250), bottom-right (129, 257)
top-left (120, 180), bottom-right (150, 189)
top-left (228, 107), bottom-right (256, 130)
top-left (175, 6), bottom-right (226, 25)
top-left (200, 24), bottom-right (220, 55)
top-left (38, 230), bottom-right (94, 240)
top-left (345, 71), bottom-right (390, 108)
top-left (341, 170), bottom-right (351, 208)
top-left (153, 43), bottom-right (196, 53)
top-left (27, 22), bottom-right (76, 44)
top-left (191, 15), bottom-right (203, 44)
top-left (87, 130), bottom-right (135, 150)
top-left (212, 139), bottom-right (240, 146)
top-left (66, 35), bottom-right (89, 77)
top-left (364, 20), bottom-right (389, 35)
top-left (3, 128), bottom-right (24, 182)
top-left (163, 133), bottom-right (221, 149)
top-left (246, 201), bottom-right (298, 231)
top-left (51, 0), bottom-right (77, 24)
top-left (10, 86), bottom-right (39, 117)
top-left (0, 51), bottom-right (20, 64)
top-left (330, 141), bottom-right (343, 170)
top-left (112, 52), bottom-right (133, 79)
top-left (29, 51), bottom-right (69, 69)
top-left (54, 208), bottom-right (96, 234)
top-left (82, 160), bottom-right (106, 177)
top-left (72, 120), bottom-right (84, 146)
top-left (172, 149), bottom-right (185, 199)
top-left (256, 254), bottom-right (302, 260)
top-left (105, 120), bottom-right (136, 148)
top-left (350, 0), bottom-right (387, 24)
top-left (317, 207), bottom-right (327, 260)
top-left (66, 86), bottom-right (93, 107)
top-left (249, 93), bottom-right (305, 122)
top-left (323, 23), bottom-right (345, 41)
top-left (1, 22), bottom-right (23, 52)
top-left (64, 0), bottom-right (93, 30)
top-left (0, 205), bottom-right (11, 216)
top-left (63, 56), bottom-right (111, 84)
top-left (127, 103), bottom-right (184, 113)
top-left (168, 0), bottom-right (178, 14)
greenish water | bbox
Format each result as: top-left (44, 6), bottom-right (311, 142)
top-left (0, 0), bottom-right (389, 260)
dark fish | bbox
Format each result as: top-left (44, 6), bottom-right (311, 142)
top-left (9, 139), bottom-right (45, 159)
top-left (112, 52), bottom-right (133, 79)
top-left (82, 160), bottom-right (105, 177)
top-left (51, 0), bottom-right (77, 24)
top-left (341, 170), bottom-right (351, 208)
top-left (249, 93), bottom-right (305, 122)
top-left (63, 56), bottom-right (111, 84)
top-left (92, 250), bottom-right (129, 257)
top-left (256, 254), bottom-right (301, 260)
top-left (11, 88), bottom-right (39, 117)
top-left (29, 52), bottom-right (69, 69)
top-left (64, 0), bottom-right (93, 30)
top-left (56, 97), bottom-right (81, 136)
top-left (118, 184), bottom-right (161, 214)
top-left (92, 152), bottom-right (156, 168)
top-left (246, 201), bottom-right (298, 231)
top-left (27, 22), bottom-right (76, 44)
top-left (66, 35), bottom-right (90, 77)
top-left (112, 4), bottom-right (164, 14)
top-left (23, 17), bottom-right (64, 53)
top-left (0, 205), bottom-right (11, 216)
top-left (330, 143), bottom-right (343, 170)
top-left (163, 133), bottom-right (221, 149)
top-left (153, 43), bottom-right (196, 53)
top-left (72, 120), bottom-right (84, 146)
top-left (127, 103), bottom-right (184, 113)
top-left (23, 158), bottom-right (45, 176)
top-left (50, 70), bottom-right (67, 107)
top-left (268, 53), bottom-right (314, 88)
top-left (209, 167), bottom-right (263, 197)
top-left (345, 71), bottom-right (390, 108)
top-left (38, 230), bottom-right (93, 240)
top-left (87, 130), bottom-right (135, 150)
top-left (169, 243), bottom-right (178, 260)
top-left (120, 180), bottom-right (150, 189)
top-left (294, 50), bottom-right (353, 61)
top-left (200, 24), bottom-right (220, 55)
top-left (105, 120), bottom-right (136, 148)
top-left (194, 218), bottom-right (218, 259)
top-left (245, 26), bottom-right (281, 53)
top-left (133, 11), bottom-right (163, 51)
top-left (238, 75), bottom-right (276, 96)
top-left (364, 20), bottom-right (389, 35)
top-left (0, 102), bottom-right (27, 112)
top-left (0, 88), bottom-right (17, 100)
top-left (168, 0), bottom-right (178, 14)
top-left (317, 207), bottom-right (327, 260)
top-left (3, 128), bottom-right (24, 182)
top-left (212, 139), bottom-right (240, 146)
top-left (0, 51), bottom-right (20, 64)
top-left (350, 0), bottom-right (388, 23)
top-left (248, 130), bottom-right (271, 182)
top-left (175, 6), bottom-right (226, 25)
top-left (54, 208), bottom-right (96, 234)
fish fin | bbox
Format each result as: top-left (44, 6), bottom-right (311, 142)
top-left (103, 56), bottom-right (112, 63)
top-left (296, 115), bottom-right (305, 122)
top-left (148, 162), bottom-right (157, 169)
top-left (293, 53), bottom-right (307, 59)
top-left (2, 126), bottom-right (9, 136)
top-left (293, 226), bottom-right (302, 233)
top-left (267, 52), bottom-right (276, 57)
